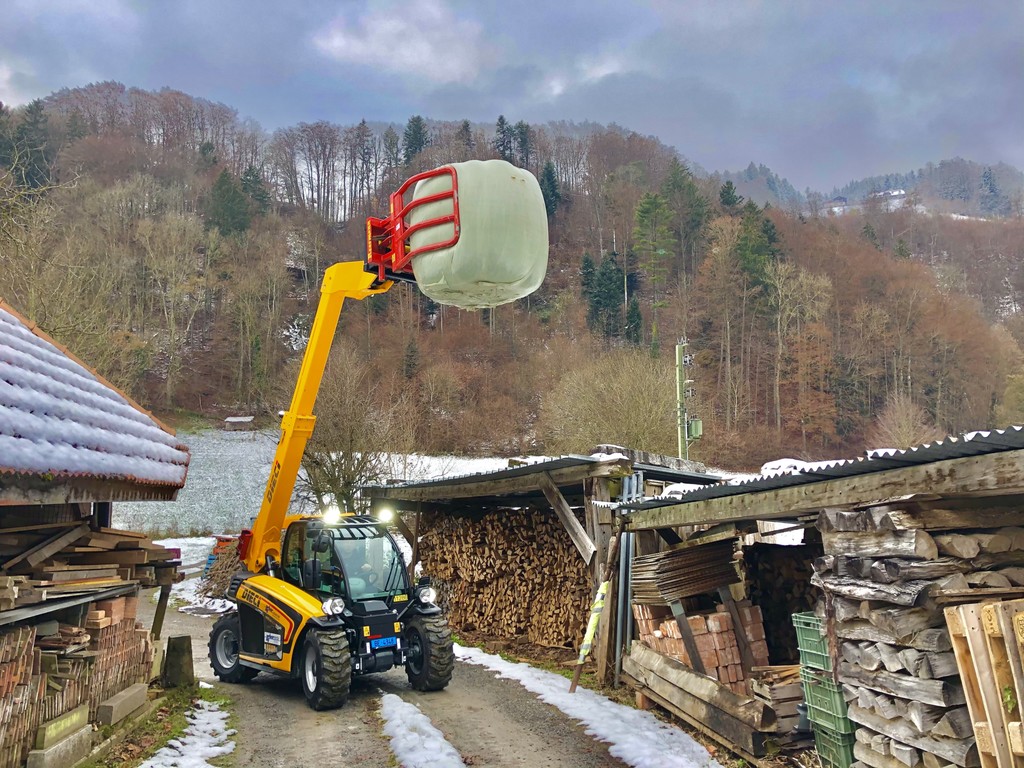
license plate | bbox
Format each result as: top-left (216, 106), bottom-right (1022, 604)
top-left (371, 636), bottom-right (397, 650)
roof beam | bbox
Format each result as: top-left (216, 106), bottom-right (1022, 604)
top-left (627, 448), bottom-right (1024, 531)
top-left (538, 472), bottom-right (596, 564)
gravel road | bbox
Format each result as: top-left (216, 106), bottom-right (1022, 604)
top-left (139, 583), bottom-right (627, 767)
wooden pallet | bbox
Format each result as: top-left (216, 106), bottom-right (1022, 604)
top-left (946, 603), bottom-right (1013, 768)
top-left (981, 601), bottom-right (1024, 765)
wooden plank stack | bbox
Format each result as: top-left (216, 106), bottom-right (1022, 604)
top-left (750, 665), bottom-right (811, 744)
top-left (0, 595), bottom-right (152, 767)
top-left (631, 540), bottom-right (739, 604)
top-left (1, 519), bottom-right (182, 609)
top-left (813, 501), bottom-right (1024, 768)
top-left (633, 600), bottom-right (771, 695)
top-left (419, 508), bottom-right (592, 648)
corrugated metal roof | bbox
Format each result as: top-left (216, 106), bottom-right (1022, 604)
top-left (0, 302), bottom-right (190, 491)
top-left (364, 454), bottom-right (721, 494)
top-left (622, 426), bottom-right (1024, 512)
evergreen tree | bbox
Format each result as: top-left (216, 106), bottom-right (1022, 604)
top-left (539, 161), bottom-right (561, 218)
top-left (719, 180), bottom-right (743, 211)
top-left (625, 297), bottom-right (643, 346)
top-left (861, 222), bottom-right (880, 249)
top-left (402, 115), bottom-right (429, 165)
top-left (893, 238), bottom-right (911, 260)
top-left (382, 126), bottom-right (401, 168)
top-left (14, 99), bottom-right (52, 189)
top-left (65, 108), bottom-right (87, 144)
top-left (633, 192), bottom-right (673, 303)
top-left (513, 120), bottom-right (531, 167)
top-left (735, 201), bottom-right (777, 281)
top-left (403, 336), bottom-right (420, 380)
top-left (456, 120), bottom-right (474, 156)
top-left (197, 141), bottom-right (218, 171)
top-left (0, 102), bottom-right (12, 169)
top-left (580, 253), bottom-right (596, 300)
top-left (979, 167), bottom-right (1010, 217)
top-left (207, 170), bottom-right (251, 235)
top-left (240, 165), bottom-right (271, 215)
top-left (587, 254), bottom-right (625, 339)
top-left (661, 159), bottom-right (708, 273)
top-left (493, 115), bottom-right (513, 162)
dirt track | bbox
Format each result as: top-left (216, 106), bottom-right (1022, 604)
top-left (139, 583), bottom-right (626, 767)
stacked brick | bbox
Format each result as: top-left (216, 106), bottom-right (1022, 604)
top-left (0, 594), bottom-right (152, 767)
top-left (633, 600), bottom-right (771, 694)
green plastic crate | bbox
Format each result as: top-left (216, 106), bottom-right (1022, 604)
top-left (792, 611), bottom-right (832, 671)
top-left (813, 725), bottom-right (856, 768)
top-left (800, 668), bottom-right (854, 734)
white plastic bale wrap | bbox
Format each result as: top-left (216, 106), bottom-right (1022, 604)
top-left (408, 159), bottom-right (548, 309)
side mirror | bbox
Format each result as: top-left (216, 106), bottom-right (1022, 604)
top-left (417, 576), bottom-right (431, 587)
top-left (314, 536), bottom-right (331, 554)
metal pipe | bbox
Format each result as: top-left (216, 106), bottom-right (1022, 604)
top-left (614, 510), bottom-right (628, 687)
top-left (624, 532), bottom-right (634, 667)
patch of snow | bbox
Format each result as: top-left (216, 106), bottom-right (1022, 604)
top-left (657, 482), bottom-right (707, 499)
top-left (138, 699), bottom-right (235, 768)
top-left (380, 693), bottom-right (466, 768)
top-left (454, 644), bottom-right (722, 768)
top-left (590, 451), bottom-right (630, 462)
top-left (199, 681), bottom-right (214, 689)
top-left (155, 537), bottom-right (216, 573)
top-left (156, 576), bottom-right (233, 616)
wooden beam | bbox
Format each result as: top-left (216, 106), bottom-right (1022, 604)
top-left (369, 459), bottom-right (633, 504)
top-left (627, 448), bottom-right (1024, 530)
top-left (538, 472), bottom-right (596, 564)
top-left (2, 523), bottom-right (90, 572)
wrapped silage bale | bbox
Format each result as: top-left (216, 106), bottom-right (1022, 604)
top-left (407, 159), bottom-right (548, 309)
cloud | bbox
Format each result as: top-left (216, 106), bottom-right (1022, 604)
top-left (313, 0), bottom-right (490, 86)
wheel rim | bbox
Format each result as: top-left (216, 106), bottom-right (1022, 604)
top-left (216, 628), bottom-right (239, 669)
top-left (407, 627), bottom-right (424, 675)
top-left (305, 647), bottom-right (319, 692)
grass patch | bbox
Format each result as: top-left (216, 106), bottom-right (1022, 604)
top-left (79, 684), bottom-right (234, 768)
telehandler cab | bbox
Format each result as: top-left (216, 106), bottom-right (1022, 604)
top-left (208, 160), bottom-right (548, 709)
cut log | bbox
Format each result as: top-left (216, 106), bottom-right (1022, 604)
top-left (871, 558), bottom-right (973, 584)
top-left (837, 621), bottom-right (952, 651)
top-left (936, 535), bottom-right (981, 559)
top-left (823, 531), bottom-right (938, 560)
top-left (813, 574), bottom-right (942, 606)
top-left (847, 703), bottom-right (980, 767)
top-left (974, 533), bottom-right (1012, 554)
top-left (839, 661), bottom-right (967, 707)
top-left (892, 742), bottom-right (921, 768)
top-left (855, 741), bottom-right (923, 768)
top-left (932, 707), bottom-right (974, 739)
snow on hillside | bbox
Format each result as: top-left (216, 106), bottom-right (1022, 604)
top-left (113, 429), bottom-right (539, 535)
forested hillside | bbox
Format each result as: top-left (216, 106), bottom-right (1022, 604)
top-left (2, 82), bottom-right (1023, 471)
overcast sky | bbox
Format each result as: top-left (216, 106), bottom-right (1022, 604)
top-left (1, 1), bottom-right (1019, 192)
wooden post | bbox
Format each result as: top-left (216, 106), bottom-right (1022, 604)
top-left (408, 503), bottom-right (421, 583)
top-left (569, 522), bottom-right (623, 693)
top-left (152, 584), bottom-right (171, 640)
top-left (163, 635), bottom-right (195, 688)
top-left (670, 600), bottom-right (707, 676)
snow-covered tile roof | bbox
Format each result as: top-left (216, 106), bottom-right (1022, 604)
top-left (0, 302), bottom-right (189, 489)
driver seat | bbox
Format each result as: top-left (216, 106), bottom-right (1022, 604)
top-left (302, 558), bottom-right (322, 590)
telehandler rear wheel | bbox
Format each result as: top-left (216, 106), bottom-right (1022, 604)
top-left (301, 629), bottom-right (352, 710)
top-left (209, 613), bottom-right (259, 683)
top-left (405, 615), bottom-right (454, 691)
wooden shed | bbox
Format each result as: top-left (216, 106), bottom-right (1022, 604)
top-left (0, 301), bottom-right (190, 768)
top-left (363, 448), bottom-right (719, 667)
top-left (621, 429), bottom-right (1024, 768)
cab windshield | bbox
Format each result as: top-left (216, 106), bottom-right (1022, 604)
top-left (325, 528), bottom-right (407, 600)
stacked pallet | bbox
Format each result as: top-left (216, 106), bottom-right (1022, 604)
top-left (420, 508), bottom-right (591, 648)
top-left (633, 601), bottom-right (771, 694)
top-left (750, 665), bottom-right (810, 744)
top-left (943, 598), bottom-right (1024, 768)
top-left (812, 502), bottom-right (1024, 768)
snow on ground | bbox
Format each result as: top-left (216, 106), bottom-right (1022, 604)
top-left (455, 645), bottom-right (722, 768)
top-left (380, 693), bottom-right (466, 768)
top-left (158, 576), bottom-right (234, 615)
top-left (138, 699), bottom-right (235, 768)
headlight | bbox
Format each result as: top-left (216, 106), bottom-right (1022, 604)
top-left (417, 586), bottom-right (437, 604)
top-left (321, 597), bottom-right (346, 615)
top-left (376, 507), bottom-right (395, 523)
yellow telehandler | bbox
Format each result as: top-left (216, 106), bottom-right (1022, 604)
top-left (208, 160), bottom-right (547, 709)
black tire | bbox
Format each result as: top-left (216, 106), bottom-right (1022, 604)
top-left (404, 614), bottom-right (454, 691)
top-left (300, 629), bottom-right (352, 710)
top-left (209, 613), bottom-right (258, 683)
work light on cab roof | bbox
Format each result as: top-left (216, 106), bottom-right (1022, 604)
top-left (366, 159), bottom-right (549, 310)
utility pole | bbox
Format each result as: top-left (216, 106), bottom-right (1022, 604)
top-left (675, 338), bottom-right (702, 460)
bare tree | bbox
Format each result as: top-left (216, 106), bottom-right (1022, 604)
top-left (866, 392), bottom-right (945, 450)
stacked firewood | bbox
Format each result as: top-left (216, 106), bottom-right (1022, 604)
top-left (0, 626), bottom-right (39, 768)
top-left (812, 501), bottom-right (1024, 768)
top-left (745, 542), bottom-right (821, 664)
top-left (419, 508), bottom-right (591, 648)
top-left (200, 540), bottom-right (241, 599)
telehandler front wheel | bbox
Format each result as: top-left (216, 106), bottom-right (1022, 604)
top-left (301, 629), bottom-right (352, 710)
top-left (405, 614), bottom-right (454, 691)
top-left (209, 613), bottom-right (258, 683)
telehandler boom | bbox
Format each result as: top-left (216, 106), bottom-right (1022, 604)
top-left (209, 160), bottom-right (548, 709)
